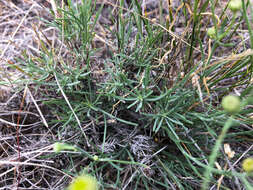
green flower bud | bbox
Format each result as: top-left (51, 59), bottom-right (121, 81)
top-left (68, 175), bottom-right (98, 190)
top-left (53, 142), bottom-right (77, 153)
top-left (221, 95), bottom-right (241, 114)
top-left (242, 158), bottom-right (253, 173)
top-left (93, 155), bottom-right (99, 161)
top-left (207, 27), bottom-right (216, 39)
top-left (228, 0), bottom-right (242, 12)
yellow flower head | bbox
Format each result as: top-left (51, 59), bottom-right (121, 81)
top-left (242, 158), bottom-right (253, 173)
top-left (68, 175), bottom-right (98, 190)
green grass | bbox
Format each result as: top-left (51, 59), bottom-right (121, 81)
top-left (12, 0), bottom-right (253, 189)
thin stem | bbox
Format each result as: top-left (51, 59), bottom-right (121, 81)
top-left (201, 116), bottom-right (234, 190)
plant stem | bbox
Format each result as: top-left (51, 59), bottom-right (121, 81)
top-left (201, 116), bottom-right (234, 190)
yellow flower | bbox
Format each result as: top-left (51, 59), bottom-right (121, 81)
top-left (242, 158), bottom-right (253, 173)
top-left (68, 175), bottom-right (98, 190)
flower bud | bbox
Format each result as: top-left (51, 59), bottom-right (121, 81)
top-left (68, 175), bottom-right (98, 190)
top-left (93, 155), bottom-right (99, 161)
top-left (53, 142), bottom-right (77, 153)
top-left (228, 0), bottom-right (242, 12)
top-left (242, 158), bottom-right (253, 173)
top-left (207, 27), bottom-right (216, 39)
top-left (221, 95), bottom-right (241, 114)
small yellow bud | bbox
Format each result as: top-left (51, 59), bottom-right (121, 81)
top-left (242, 158), bottom-right (253, 173)
top-left (93, 155), bottom-right (99, 161)
top-left (207, 27), bottom-right (216, 39)
top-left (228, 0), bottom-right (242, 12)
top-left (221, 95), bottom-right (241, 114)
top-left (68, 175), bottom-right (98, 190)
